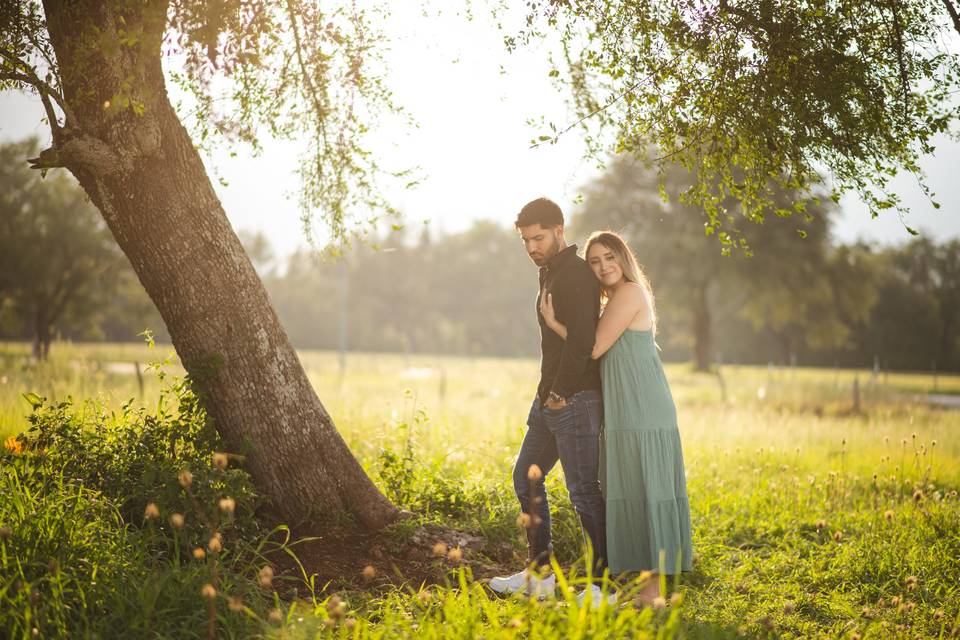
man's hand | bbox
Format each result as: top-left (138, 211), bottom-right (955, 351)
top-left (545, 393), bottom-right (567, 410)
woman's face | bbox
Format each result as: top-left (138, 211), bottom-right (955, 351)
top-left (586, 242), bottom-right (624, 289)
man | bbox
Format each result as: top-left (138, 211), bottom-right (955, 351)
top-left (489, 197), bottom-right (608, 602)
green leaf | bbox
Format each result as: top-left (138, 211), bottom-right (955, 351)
top-left (23, 392), bottom-right (43, 408)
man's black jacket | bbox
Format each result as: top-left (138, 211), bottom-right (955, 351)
top-left (536, 244), bottom-right (602, 403)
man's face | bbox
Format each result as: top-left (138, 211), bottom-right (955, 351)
top-left (518, 223), bottom-right (563, 266)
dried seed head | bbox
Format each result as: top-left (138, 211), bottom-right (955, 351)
top-left (890, 596), bottom-right (901, 606)
top-left (201, 583), bottom-right (217, 600)
top-left (637, 570), bottom-right (654, 584)
top-left (933, 609), bottom-right (944, 620)
top-left (169, 513), bottom-right (185, 529)
top-left (652, 596), bottom-right (667, 610)
top-left (815, 519), bottom-right (827, 531)
top-left (447, 547), bottom-right (463, 563)
top-left (327, 595), bottom-right (345, 619)
top-left (144, 503), bottom-right (160, 520)
top-left (213, 453), bottom-right (229, 470)
top-left (508, 617), bottom-right (523, 628)
top-left (904, 575), bottom-right (917, 589)
top-left (362, 565), bottom-right (376, 580)
top-left (432, 541), bottom-right (448, 557)
top-left (192, 547), bottom-right (206, 560)
top-left (783, 601), bottom-right (795, 614)
top-left (832, 530), bottom-right (843, 542)
top-left (258, 565), bottom-right (274, 588)
top-left (228, 596), bottom-right (244, 612)
top-left (417, 590), bottom-right (433, 605)
top-left (208, 533), bottom-right (223, 553)
top-left (178, 469), bottom-right (193, 488)
top-left (344, 619), bottom-right (357, 630)
top-left (905, 601), bottom-right (915, 612)
top-left (884, 510), bottom-right (894, 522)
top-left (912, 489), bottom-right (924, 502)
top-left (218, 497), bottom-right (236, 515)
top-left (670, 592), bottom-right (684, 607)
top-left (527, 464), bottom-right (543, 481)
top-left (268, 608), bottom-right (283, 623)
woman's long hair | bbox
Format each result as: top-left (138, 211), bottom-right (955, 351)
top-left (584, 231), bottom-right (657, 336)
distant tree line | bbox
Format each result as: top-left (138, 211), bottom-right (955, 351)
top-left (1, 139), bottom-right (956, 371)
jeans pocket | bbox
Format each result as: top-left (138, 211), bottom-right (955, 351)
top-left (543, 402), bottom-right (576, 434)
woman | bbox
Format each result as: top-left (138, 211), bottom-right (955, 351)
top-left (540, 230), bottom-right (692, 604)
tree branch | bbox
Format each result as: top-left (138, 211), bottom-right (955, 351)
top-left (0, 70), bottom-right (62, 140)
top-left (0, 48), bottom-right (76, 130)
top-left (942, 0), bottom-right (960, 35)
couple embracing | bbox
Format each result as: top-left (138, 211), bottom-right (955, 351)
top-left (489, 198), bottom-right (693, 606)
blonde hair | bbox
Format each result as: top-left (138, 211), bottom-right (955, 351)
top-left (584, 231), bottom-right (657, 336)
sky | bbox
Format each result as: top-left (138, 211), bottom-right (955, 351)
top-left (2, 3), bottom-right (958, 260)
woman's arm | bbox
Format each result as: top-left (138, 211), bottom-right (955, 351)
top-left (541, 284), bottom-right (649, 359)
top-left (590, 284), bottom-right (647, 359)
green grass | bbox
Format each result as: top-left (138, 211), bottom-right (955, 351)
top-left (1, 341), bottom-right (959, 638)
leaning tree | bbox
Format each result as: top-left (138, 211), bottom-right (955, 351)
top-left (0, 0), bottom-right (403, 528)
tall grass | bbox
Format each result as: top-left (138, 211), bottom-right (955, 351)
top-left (1, 342), bottom-right (958, 638)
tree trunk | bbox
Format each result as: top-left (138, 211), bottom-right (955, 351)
top-left (691, 283), bottom-right (712, 372)
top-left (32, 304), bottom-right (50, 361)
top-left (38, 0), bottom-right (399, 529)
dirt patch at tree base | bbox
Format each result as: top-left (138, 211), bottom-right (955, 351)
top-left (263, 520), bottom-right (521, 598)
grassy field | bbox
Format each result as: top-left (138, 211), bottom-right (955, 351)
top-left (1, 341), bottom-right (959, 638)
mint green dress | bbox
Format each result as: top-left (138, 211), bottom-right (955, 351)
top-left (601, 329), bottom-right (693, 574)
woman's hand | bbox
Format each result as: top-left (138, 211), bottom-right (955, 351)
top-left (539, 292), bottom-right (568, 339)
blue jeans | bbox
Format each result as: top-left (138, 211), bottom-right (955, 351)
top-left (513, 390), bottom-right (606, 575)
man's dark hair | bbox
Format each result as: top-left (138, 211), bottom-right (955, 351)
top-left (515, 197), bottom-right (564, 229)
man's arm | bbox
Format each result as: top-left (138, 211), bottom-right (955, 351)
top-left (548, 267), bottom-right (599, 400)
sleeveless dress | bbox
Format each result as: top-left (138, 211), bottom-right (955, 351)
top-left (601, 329), bottom-right (693, 574)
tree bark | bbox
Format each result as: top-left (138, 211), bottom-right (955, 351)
top-left (38, 0), bottom-right (399, 529)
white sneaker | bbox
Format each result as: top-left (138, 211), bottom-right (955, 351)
top-left (576, 583), bottom-right (618, 607)
top-left (488, 569), bottom-right (556, 599)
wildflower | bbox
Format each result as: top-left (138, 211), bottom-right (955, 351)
top-left (832, 530), bottom-right (843, 542)
top-left (218, 497), bottom-right (236, 515)
top-left (169, 513), bottom-right (185, 529)
top-left (432, 541), bottom-right (448, 557)
top-left (3, 436), bottom-right (22, 454)
top-left (201, 583), bottom-right (217, 600)
top-left (447, 547), bottom-right (463, 563)
top-left (931, 440), bottom-right (937, 447)
top-left (268, 608), bottom-right (283, 623)
top-left (192, 547), bottom-right (206, 560)
top-left (258, 565), bottom-right (274, 588)
top-left (178, 469), bottom-right (193, 488)
top-left (904, 576), bottom-right (917, 590)
top-left (783, 601), bottom-right (795, 614)
top-left (861, 606), bottom-right (871, 617)
top-left (933, 609), bottom-right (944, 620)
top-left (417, 590), bottom-right (433, 605)
top-left (508, 617), bottom-right (523, 628)
top-left (144, 503), bottom-right (160, 520)
top-left (912, 489), bottom-right (924, 502)
top-left (851, 634), bottom-right (861, 640)
top-left (327, 595), bottom-right (345, 619)
top-left (345, 619), bottom-right (357, 630)
top-left (815, 519), bottom-right (827, 531)
top-left (904, 601), bottom-right (915, 612)
top-left (637, 570), bottom-right (654, 584)
top-left (213, 453), bottom-right (229, 470)
top-left (890, 596), bottom-right (901, 606)
top-left (228, 596), bottom-right (244, 612)
top-left (670, 592), bottom-right (684, 607)
top-left (652, 596), bottom-right (666, 610)
top-left (208, 533), bottom-right (223, 553)
top-left (517, 513), bottom-right (531, 528)
top-left (362, 565), bottom-right (376, 580)
top-left (885, 510), bottom-right (894, 522)
top-left (527, 464), bottom-right (543, 481)
top-left (0, 525), bottom-right (11, 541)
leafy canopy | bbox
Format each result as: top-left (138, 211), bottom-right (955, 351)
top-left (0, 0), bottom-right (409, 241)
top-left (515, 0), bottom-right (960, 250)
